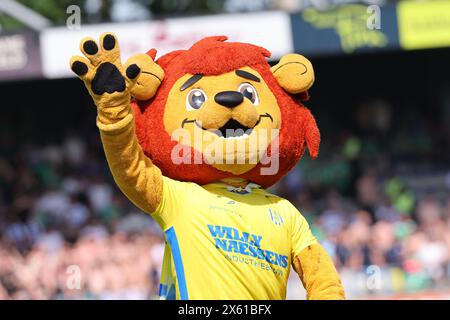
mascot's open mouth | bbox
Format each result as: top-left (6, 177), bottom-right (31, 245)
top-left (214, 119), bottom-right (252, 138)
top-left (182, 113), bottom-right (273, 139)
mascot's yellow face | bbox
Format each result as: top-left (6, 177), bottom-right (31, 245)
top-left (163, 66), bottom-right (281, 175)
top-left (130, 36), bottom-right (319, 188)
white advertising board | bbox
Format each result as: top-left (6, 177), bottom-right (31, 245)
top-left (40, 11), bottom-right (293, 79)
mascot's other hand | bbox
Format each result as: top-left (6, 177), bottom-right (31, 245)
top-left (271, 54), bottom-right (314, 94)
top-left (124, 53), bottom-right (164, 101)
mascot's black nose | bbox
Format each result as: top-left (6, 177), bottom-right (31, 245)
top-left (214, 91), bottom-right (244, 108)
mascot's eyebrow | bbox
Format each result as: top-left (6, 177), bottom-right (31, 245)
top-left (180, 74), bottom-right (203, 91)
top-left (235, 70), bottom-right (260, 82)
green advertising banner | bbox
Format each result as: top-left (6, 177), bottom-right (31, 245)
top-left (290, 4), bottom-right (399, 55)
top-left (290, 1), bottom-right (450, 56)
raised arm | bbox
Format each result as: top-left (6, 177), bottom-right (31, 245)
top-left (70, 32), bottom-right (165, 213)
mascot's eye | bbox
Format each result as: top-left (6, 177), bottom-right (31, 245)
top-left (238, 83), bottom-right (259, 105)
top-left (186, 89), bottom-right (207, 110)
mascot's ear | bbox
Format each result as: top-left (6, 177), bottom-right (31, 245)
top-left (124, 52), bottom-right (164, 101)
top-left (271, 54), bottom-right (314, 95)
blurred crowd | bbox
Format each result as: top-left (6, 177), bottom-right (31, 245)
top-left (276, 95), bottom-right (450, 298)
top-left (1, 91), bottom-right (449, 299)
top-left (0, 130), bottom-right (166, 299)
top-left (276, 169), bottom-right (450, 298)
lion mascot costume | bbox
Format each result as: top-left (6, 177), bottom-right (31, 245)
top-left (70, 32), bottom-right (345, 300)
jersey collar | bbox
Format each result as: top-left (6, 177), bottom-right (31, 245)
top-left (226, 183), bottom-right (260, 194)
top-left (202, 180), bottom-right (261, 195)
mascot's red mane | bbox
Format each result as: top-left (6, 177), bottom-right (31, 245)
top-left (132, 36), bottom-right (320, 188)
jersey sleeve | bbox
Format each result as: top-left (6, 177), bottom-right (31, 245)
top-left (150, 176), bottom-right (195, 229)
top-left (290, 204), bottom-right (318, 259)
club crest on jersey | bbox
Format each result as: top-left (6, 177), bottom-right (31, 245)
top-left (268, 208), bottom-right (284, 226)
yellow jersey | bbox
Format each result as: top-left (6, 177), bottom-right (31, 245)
top-left (152, 176), bottom-right (317, 300)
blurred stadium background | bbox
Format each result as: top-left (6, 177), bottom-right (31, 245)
top-left (1, 0), bottom-right (450, 300)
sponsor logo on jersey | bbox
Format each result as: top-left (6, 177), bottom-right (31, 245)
top-left (207, 224), bottom-right (289, 269)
